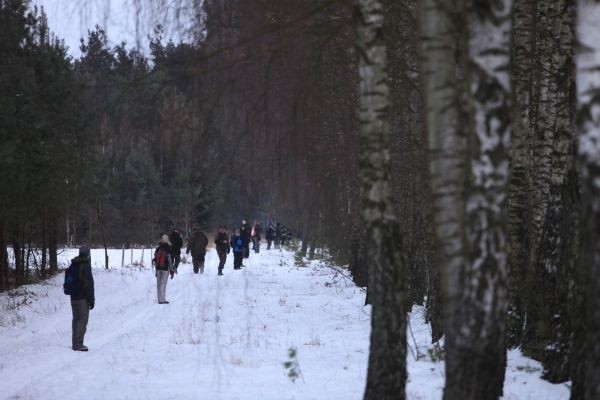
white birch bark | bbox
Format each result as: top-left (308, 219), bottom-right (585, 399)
top-left (420, 0), bottom-right (511, 398)
top-left (356, 0), bottom-right (407, 398)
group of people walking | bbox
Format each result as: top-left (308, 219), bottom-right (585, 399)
top-left (66, 219), bottom-right (287, 351)
top-left (214, 220), bottom-right (261, 275)
top-left (153, 220), bottom-right (264, 302)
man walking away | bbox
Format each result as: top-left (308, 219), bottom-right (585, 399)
top-left (154, 235), bottom-right (174, 304)
top-left (230, 229), bottom-right (244, 270)
top-left (70, 246), bottom-right (95, 351)
top-left (240, 219), bottom-right (252, 259)
top-left (214, 226), bottom-right (230, 276)
top-left (169, 228), bottom-right (184, 273)
top-left (187, 229), bottom-right (209, 274)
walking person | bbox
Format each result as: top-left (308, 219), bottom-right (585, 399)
top-left (69, 246), bottom-right (95, 351)
top-left (240, 219), bottom-right (252, 259)
top-left (230, 229), bottom-right (244, 270)
top-left (153, 234), bottom-right (174, 304)
top-left (251, 221), bottom-right (261, 254)
top-left (187, 228), bottom-right (209, 274)
top-left (214, 226), bottom-right (230, 276)
top-left (274, 222), bottom-right (282, 249)
top-left (266, 224), bottom-right (275, 250)
top-left (169, 228), bottom-right (184, 274)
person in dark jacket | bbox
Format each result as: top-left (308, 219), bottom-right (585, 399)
top-left (169, 228), bottom-right (184, 273)
top-left (266, 225), bottom-right (275, 250)
top-left (240, 219), bottom-right (252, 259)
top-left (274, 222), bottom-right (282, 249)
top-left (230, 229), bottom-right (244, 270)
top-left (214, 226), bottom-right (230, 276)
top-left (70, 246), bottom-right (95, 351)
top-left (251, 221), bottom-right (261, 254)
top-left (187, 229), bottom-right (209, 274)
top-left (154, 234), bottom-right (174, 304)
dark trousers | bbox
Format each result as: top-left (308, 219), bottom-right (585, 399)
top-left (267, 239), bottom-right (272, 250)
top-left (71, 298), bottom-right (89, 349)
top-left (243, 242), bottom-right (250, 258)
top-left (252, 237), bottom-right (260, 253)
top-left (217, 250), bottom-right (227, 273)
top-left (172, 252), bottom-right (181, 271)
top-left (192, 252), bottom-right (206, 273)
top-left (233, 252), bottom-right (243, 269)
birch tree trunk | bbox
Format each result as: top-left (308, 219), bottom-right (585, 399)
top-left (355, 0), bottom-right (407, 398)
top-left (420, 0), bottom-right (511, 398)
top-left (575, 2), bottom-right (600, 397)
top-left (509, 0), bottom-right (579, 382)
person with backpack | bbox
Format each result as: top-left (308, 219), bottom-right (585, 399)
top-left (230, 229), bottom-right (245, 270)
top-left (169, 228), bottom-right (184, 274)
top-left (240, 219), bottom-right (252, 259)
top-left (187, 229), bottom-right (209, 274)
top-left (251, 221), bottom-right (261, 254)
top-left (154, 234), bottom-right (174, 304)
top-left (266, 224), bottom-right (275, 250)
top-left (214, 226), bottom-right (230, 276)
top-left (64, 246), bottom-right (95, 351)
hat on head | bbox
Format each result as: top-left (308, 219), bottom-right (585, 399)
top-left (79, 246), bottom-right (90, 257)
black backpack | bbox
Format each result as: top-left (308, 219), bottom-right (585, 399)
top-left (63, 262), bottom-right (83, 296)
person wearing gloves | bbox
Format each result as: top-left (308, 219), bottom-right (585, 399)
top-left (153, 234), bottom-right (174, 304)
top-left (69, 246), bottom-right (95, 351)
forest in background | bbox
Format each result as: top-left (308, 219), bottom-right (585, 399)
top-left (1, 0), bottom-right (600, 399)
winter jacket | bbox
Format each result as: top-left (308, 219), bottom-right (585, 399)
top-left (154, 243), bottom-right (174, 271)
top-left (251, 224), bottom-right (261, 241)
top-left (215, 232), bottom-right (230, 253)
top-left (240, 223), bottom-right (252, 243)
top-left (187, 231), bottom-right (209, 257)
top-left (69, 255), bottom-right (95, 305)
top-left (169, 231), bottom-right (184, 253)
top-left (230, 234), bottom-right (244, 253)
top-left (266, 226), bottom-right (275, 241)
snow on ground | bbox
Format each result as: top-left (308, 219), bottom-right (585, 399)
top-left (0, 246), bottom-right (570, 400)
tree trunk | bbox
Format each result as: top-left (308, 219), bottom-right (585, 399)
top-left (506, 0), bottom-right (535, 348)
top-left (574, 2), bottom-right (600, 397)
top-left (49, 217), bottom-right (58, 273)
top-left (356, 1), bottom-right (407, 399)
top-left (510, 0), bottom-right (578, 382)
top-left (0, 220), bottom-right (7, 291)
top-left (41, 219), bottom-right (47, 278)
top-left (420, 0), bottom-right (511, 398)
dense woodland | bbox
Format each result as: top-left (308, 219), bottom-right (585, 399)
top-left (1, 0), bottom-right (600, 399)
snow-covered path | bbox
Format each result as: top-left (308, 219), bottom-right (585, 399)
top-left (0, 247), bottom-right (570, 399)
top-left (1, 248), bottom-right (370, 400)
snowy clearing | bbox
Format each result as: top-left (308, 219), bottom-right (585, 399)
top-left (0, 247), bottom-right (569, 399)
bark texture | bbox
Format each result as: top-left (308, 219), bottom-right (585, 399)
top-left (356, 0), bottom-right (407, 398)
top-left (509, 0), bottom-right (579, 382)
top-left (420, 0), bottom-right (511, 398)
